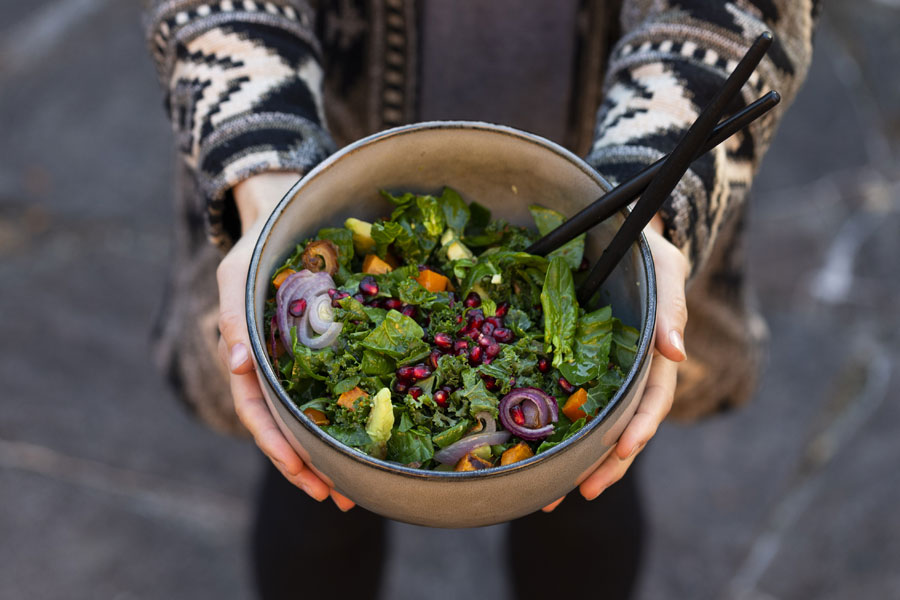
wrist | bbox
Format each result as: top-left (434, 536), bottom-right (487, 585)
top-left (233, 171), bottom-right (302, 232)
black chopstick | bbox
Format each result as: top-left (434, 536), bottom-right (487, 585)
top-left (577, 31), bottom-right (773, 306)
top-left (526, 90), bottom-right (781, 257)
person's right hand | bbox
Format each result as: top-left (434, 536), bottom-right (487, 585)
top-left (216, 171), bottom-right (356, 511)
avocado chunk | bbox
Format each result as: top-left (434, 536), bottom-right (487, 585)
top-left (345, 217), bottom-right (376, 254)
top-left (365, 387), bottom-right (394, 446)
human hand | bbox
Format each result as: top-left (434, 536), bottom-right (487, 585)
top-left (216, 171), bottom-right (356, 512)
top-left (542, 216), bottom-right (688, 511)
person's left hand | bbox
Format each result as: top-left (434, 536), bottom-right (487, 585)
top-left (542, 216), bottom-right (689, 512)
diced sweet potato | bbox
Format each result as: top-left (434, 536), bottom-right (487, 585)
top-left (337, 386), bottom-right (369, 411)
top-left (454, 452), bottom-right (494, 471)
top-left (562, 387), bottom-right (588, 422)
top-left (272, 268), bottom-right (297, 289)
top-left (500, 442), bottom-right (534, 466)
top-left (416, 269), bottom-right (450, 292)
top-left (362, 254), bottom-right (393, 275)
top-left (303, 407), bottom-right (330, 426)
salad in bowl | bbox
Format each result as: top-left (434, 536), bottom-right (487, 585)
top-left (245, 121), bottom-right (655, 527)
top-left (264, 187), bottom-right (639, 472)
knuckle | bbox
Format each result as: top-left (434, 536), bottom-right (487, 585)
top-left (218, 309), bottom-right (244, 340)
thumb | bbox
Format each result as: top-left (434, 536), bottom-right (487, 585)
top-left (646, 230), bottom-right (689, 363)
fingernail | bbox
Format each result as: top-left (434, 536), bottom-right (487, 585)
top-left (668, 330), bottom-right (686, 359)
top-left (230, 343), bottom-right (249, 370)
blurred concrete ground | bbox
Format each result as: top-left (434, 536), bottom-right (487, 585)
top-left (1, 1), bottom-right (898, 599)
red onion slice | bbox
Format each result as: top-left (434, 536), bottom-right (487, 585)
top-left (307, 294), bottom-right (335, 334)
top-left (499, 388), bottom-right (559, 441)
top-left (275, 270), bottom-right (341, 354)
top-left (298, 311), bottom-right (342, 349)
top-left (433, 431), bottom-right (511, 465)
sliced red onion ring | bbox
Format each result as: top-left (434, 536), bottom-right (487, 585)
top-left (307, 294), bottom-right (335, 334)
top-left (298, 312), bottom-right (342, 349)
top-left (433, 430), bottom-right (511, 465)
top-left (499, 387), bottom-right (558, 441)
top-left (275, 269), bottom-right (342, 354)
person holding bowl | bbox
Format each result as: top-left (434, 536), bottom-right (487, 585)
top-left (145, 1), bottom-right (817, 598)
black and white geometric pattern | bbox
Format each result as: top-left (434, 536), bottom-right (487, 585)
top-left (146, 0), bottom-right (332, 248)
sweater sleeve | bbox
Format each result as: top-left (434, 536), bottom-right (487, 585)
top-left (144, 0), bottom-right (335, 251)
top-left (586, 0), bottom-right (819, 275)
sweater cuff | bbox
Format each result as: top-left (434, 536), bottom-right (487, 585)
top-left (146, 0), bottom-right (334, 250)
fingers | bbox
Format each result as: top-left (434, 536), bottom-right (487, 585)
top-left (229, 347), bottom-right (330, 502)
top-left (216, 239), bottom-right (257, 375)
top-left (541, 496), bottom-right (565, 513)
top-left (614, 353), bottom-right (677, 459)
top-left (645, 229), bottom-right (689, 363)
top-left (330, 490), bottom-right (357, 512)
top-left (579, 354), bottom-right (678, 501)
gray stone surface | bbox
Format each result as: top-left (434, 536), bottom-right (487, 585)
top-left (1, 1), bottom-right (898, 599)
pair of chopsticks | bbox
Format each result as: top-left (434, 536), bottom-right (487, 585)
top-left (526, 32), bottom-right (777, 306)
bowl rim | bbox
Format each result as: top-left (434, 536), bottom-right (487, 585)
top-left (246, 120), bottom-right (657, 481)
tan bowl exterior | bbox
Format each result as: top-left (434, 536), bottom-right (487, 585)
top-left (247, 122), bottom-right (656, 528)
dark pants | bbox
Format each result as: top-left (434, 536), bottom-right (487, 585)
top-left (252, 459), bottom-right (644, 600)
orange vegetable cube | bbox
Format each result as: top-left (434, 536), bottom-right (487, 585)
top-left (362, 254), bottom-right (393, 274)
top-left (416, 269), bottom-right (450, 292)
top-left (303, 407), bottom-right (330, 426)
top-left (500, 442), bottom-right (534, 466)
top-left (272, 268), bottom-right (297, 289)
top-left (562, 387), bottom-right (588, 422)
top-left (337, 386), bottom-right (369, 411)
top-left (454, 452), bottom-right (494, 471)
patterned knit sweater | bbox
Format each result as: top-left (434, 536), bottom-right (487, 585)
top-left (144, 0), bottom-right (819, 426)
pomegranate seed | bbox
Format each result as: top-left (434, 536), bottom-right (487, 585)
top-left (359, 276), bottom-right (379, 296)
top-left (468, 313), bottom-right (484, 331)
top-left (464, 292), bottom-right (481, 308)
top-left (394, 381), bottom-right (408, 394)
top-left (327, 288), bottom-right (338, 298)
top-left (510, 404), bottom-right (525, 426)
top-left (401, 305), bottom-right (417, 318)
top-left (486, 316), bottom-right (502, 329)
top-left (455, 315), bottom-right (464, 324)
top-left (408, 386), bottom-right (423, 399)
top-left (454, 340), bottom-right (469, 355)
top-left (493, 328), bottom-right (514, 343)
top-left (495, 302), bottom-right (510, 317)
top-left (477, 333), bottom-right (494, 348)
top-left (412, 364), bottom-right (432, 380)
top-left (485, 341), bottom-right (501, 358)
top-left (466, 308), bottom-right (484, 322)
top-left (481, 321), bottom-right (496, 336)
top-left (509, 377), bottom-right (517, 387)
top-left (469, 345), bottom-right (484, 365)
top-left (481, 374), bottom-right (498, 391)
top-left (434, 389), bottom-right (449, 407)
top-left (384, 298), bottom-right (403, 311)
top-left (429, 350), bottom-right (442, 370)
top-left (558, 377), bottom-right (575, 393)
top-left (396, 366), bottom-right (415, 382)
top-left (331, 291), bottom-right (349, 307)
top-left (352, 293), bottom-right (365, 303)
top-left (288, 298), bottom-right (307, 317)
top-left (537, 357), bottom-right (550, 373)
top-left (433, 332), bottom-right (453, 350)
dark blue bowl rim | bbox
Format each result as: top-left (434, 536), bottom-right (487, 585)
top-left (246, 120), bottom-right (657, 481)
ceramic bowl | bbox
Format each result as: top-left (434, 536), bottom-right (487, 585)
top-left (246, 121), bottom-right (656, 528)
